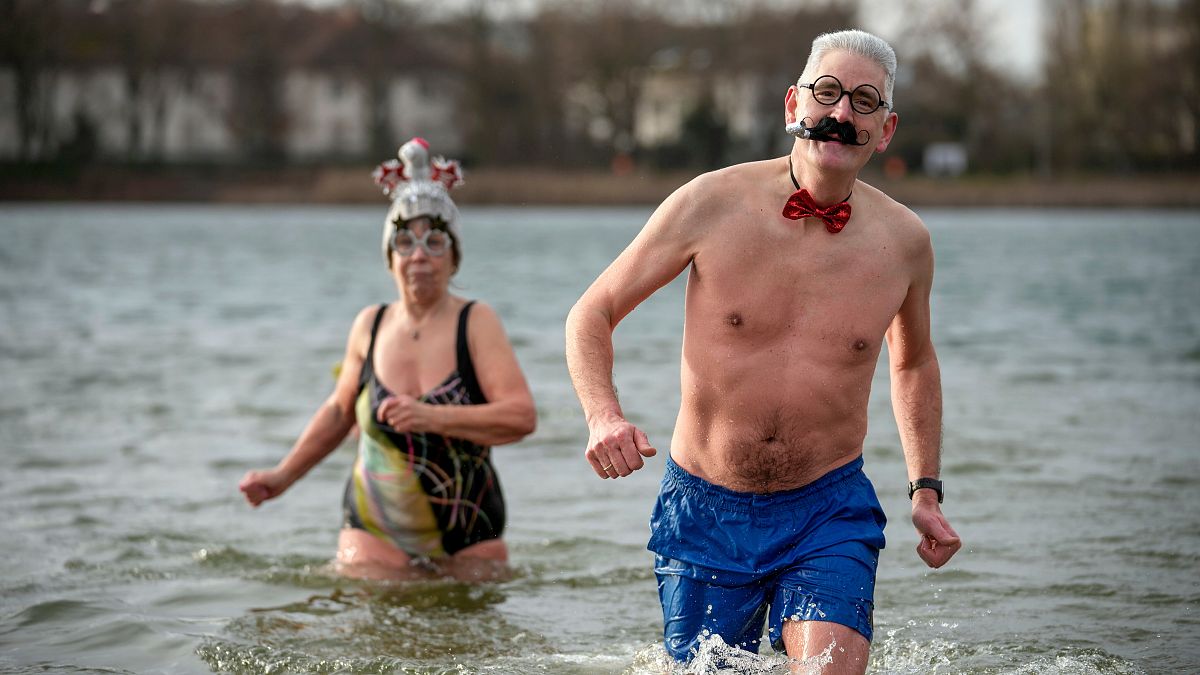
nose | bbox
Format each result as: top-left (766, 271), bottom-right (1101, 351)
top-left (408, 242), bottom-right (430, 261)
top-left (828, 92), bottom-right (856, 122)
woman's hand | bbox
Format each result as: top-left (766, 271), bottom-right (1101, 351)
top-left (238, 467), bottom-right (292, 507)
top-left (376, 394), bottom-right (438, 434)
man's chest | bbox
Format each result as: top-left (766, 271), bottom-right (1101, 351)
top-left (687, 226), bottom-right (909, 339)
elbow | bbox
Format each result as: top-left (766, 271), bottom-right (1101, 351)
top-left (888, 340), bottom-right (939, 374)
top-left (513, 404), bottom-right (537, 440)
top-left (890, 352), bottom-right (941, 379)
top-left (564, 302), bottom-right (588, 342)
top-left (323, 398), bottom-right (356, 432)
top-left (565, 297), bottom-right (613, 337)
top-left (566, 294), bottom-right (597, 322)
top-left (489, 402), bottom-right (536, 446)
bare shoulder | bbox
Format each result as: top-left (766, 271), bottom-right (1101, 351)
top-left (858, 180), bottom-right (932, 257)
top-left (343, 303), bottom-right (385, 357)
top-left (463, 299), bottom-right (512, 341)
top-left (656, 158), bottom-right (778, 236)
top-left (686, 157), bottom-right (777, 199)
top-left (466, 299), bottom-right (502, 328)
top-left (657, 168), bottom-right (721, 223)
top-left (350, 303), bottom-right (385, 334)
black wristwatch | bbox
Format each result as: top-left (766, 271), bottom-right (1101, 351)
top-left (908, 477), bottom-right (943, 503)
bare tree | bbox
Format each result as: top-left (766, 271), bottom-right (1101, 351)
top-left (883, 0), bottom-right (1037, 174)
top-left (1043, 0), bottom-right (1198, 173)
top-left (224, 0), bottom-right (289, 162)
top-left (352, 0), bottom-right (425, 155)
top-left (0, 0), bottom-right (62, 160)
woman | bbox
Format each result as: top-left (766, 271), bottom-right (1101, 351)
top-left (239, 138), bottom-right (536, 578)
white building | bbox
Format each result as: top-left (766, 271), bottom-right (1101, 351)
top-left (0, 66), bottom-right (462, 162)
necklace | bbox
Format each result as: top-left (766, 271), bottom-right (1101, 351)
top-left (406, 300), bottom-right (447, 341)
top-left (788, 156), bottom-right (851, 202)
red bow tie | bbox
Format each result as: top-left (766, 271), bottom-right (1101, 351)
top-left (782, 188), bottom-right (852, 234)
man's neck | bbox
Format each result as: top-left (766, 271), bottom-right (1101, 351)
top-left (787, 150), bottom-right (858, 205)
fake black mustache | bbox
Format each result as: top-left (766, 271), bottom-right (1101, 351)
top-left (785, 117), bottom-right (870, 146)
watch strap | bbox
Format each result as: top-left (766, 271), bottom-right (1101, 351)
top-left (908, 477), bottom-right (943, 503)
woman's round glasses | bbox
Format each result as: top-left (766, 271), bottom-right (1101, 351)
top-left (391, 228), bottom-right (451, 257)
top-left (799, 75), bottom-right (889, 114)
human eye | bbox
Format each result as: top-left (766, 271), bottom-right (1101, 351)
top-left (393, 231), bottom-right (416, 250)
top-left (813, 85), bottom-right (840, 103)
top-left (852, 86), bottom-right (880, 111)
top-left (811, 76), bottom-right (841, 103)
top-left (426, 231), bottom-right (450, 253)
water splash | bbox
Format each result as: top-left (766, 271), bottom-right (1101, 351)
top-left (624, 634), bottom-right (836, 675)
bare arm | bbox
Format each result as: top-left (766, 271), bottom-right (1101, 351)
top-left (887, 236), bottom-right (942, 483)
top-left (886, 228), bottom-right (961, 568)
top-left (238, 305), bottom-right (375, 506)
top-left (565, 178), bottom-right (708, 478)
top-left (376, 303), bottom-right (536, 447)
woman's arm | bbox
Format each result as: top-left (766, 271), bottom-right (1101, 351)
top-left (239, 305), bottom-right (376, 506)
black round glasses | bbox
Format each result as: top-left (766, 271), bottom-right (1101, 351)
top-left (799, 75), bottom-right (890, 115)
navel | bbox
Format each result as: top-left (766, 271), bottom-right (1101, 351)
top-left (727, 312), bottom-right (743, 328)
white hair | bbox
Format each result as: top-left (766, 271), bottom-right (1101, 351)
top-left (800, 29), bottom-right (897, 110)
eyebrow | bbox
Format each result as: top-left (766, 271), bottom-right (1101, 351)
top-left (816, 75), bottom-right (880, 88)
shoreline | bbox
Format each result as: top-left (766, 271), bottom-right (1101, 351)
top-left (2, 165), bottom-right (1198, 208)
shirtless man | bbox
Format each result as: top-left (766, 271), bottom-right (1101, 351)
top-left (565, 30), bottom-right (961, 672)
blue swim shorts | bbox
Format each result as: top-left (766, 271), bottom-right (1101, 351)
top-left (647, 455), bottom-right (887, 661)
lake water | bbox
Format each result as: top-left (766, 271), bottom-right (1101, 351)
top-left (0, 203), bottom-right (1197, 674)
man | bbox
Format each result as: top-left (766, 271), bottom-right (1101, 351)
top-left (565, 29), bottom-right (961, 672)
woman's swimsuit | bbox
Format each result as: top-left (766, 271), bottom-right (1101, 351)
top-left (342, 301), bottom-right (505, 557)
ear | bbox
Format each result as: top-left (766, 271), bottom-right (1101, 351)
top-left (784, 85), bottom-right (801, 125)
top-left (874, 110), bottom-right (899, 154)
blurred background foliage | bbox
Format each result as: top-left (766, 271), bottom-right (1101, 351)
top-left (1, 0), bottom-right (1196, 182)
